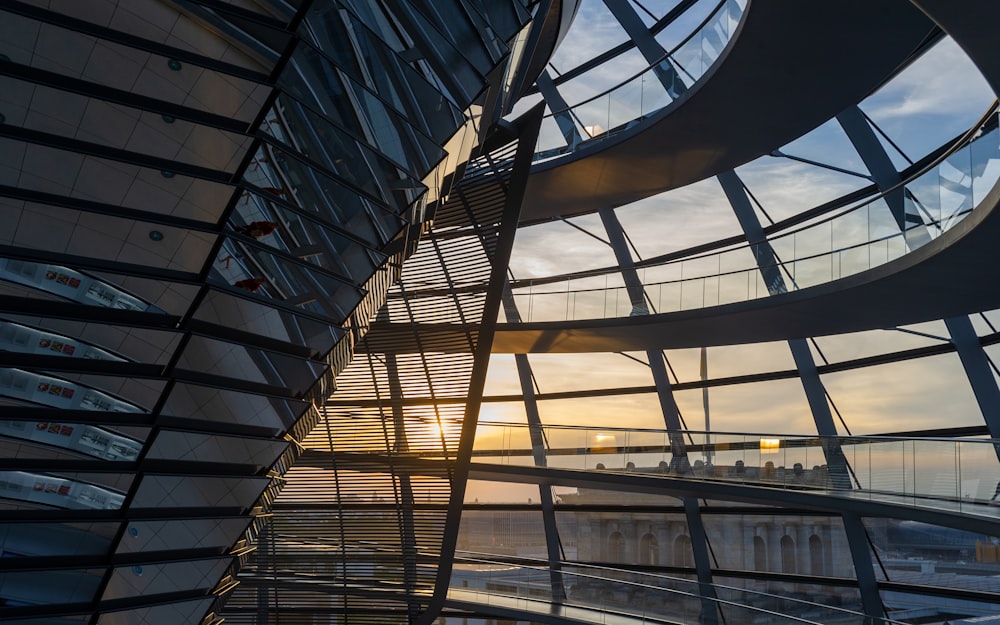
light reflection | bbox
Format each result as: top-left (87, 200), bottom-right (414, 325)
top-left (759, 438), bottom-right (781, 454)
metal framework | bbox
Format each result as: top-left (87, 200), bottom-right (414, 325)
top-left (3, 0), bottom-right (1000, 624)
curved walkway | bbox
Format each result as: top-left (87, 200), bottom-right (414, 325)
top-left (291, 448), bottom-right (1000, 537)
top-left (444, 589), bottom-right (682, 625)
top-left (520, 0), bottom-right (936, 223)
top-left (491, 178), bottom-right (1000, 351)
top-left (359, 175), bottom-right (1000, 353)
top-left (490, 1), bottom-right (1000, 351)
top-left (468, 462), bottom-right (1000, 537)
top-left (374, 2), bottom-right (1000, 355)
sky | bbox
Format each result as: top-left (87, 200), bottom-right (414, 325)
top-left (465, 0), bottom-right (999, 504)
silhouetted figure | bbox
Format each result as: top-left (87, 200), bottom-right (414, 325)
top-left (734, 459), bottom-right (745, 477)
top-left (807, 465), bottom-right (823, 486)
top-left (234, 277), bottom-right (266, 292)
top-left (235, 221), bottom-right (279, 239)
top-left (792, 462), bottom-right (805, 484)
top-left (763, 461), bottom-right (776, 480)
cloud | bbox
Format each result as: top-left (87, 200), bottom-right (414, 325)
top-left (863, 38), bottom-right (992, 121)
top-left (861, 37), bottom-right (994, 158)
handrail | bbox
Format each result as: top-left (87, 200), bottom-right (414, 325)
top-left (471, 422), bottom-right (1000, 506)
top-left (455, 550), bottom-right (912, 624)
top-left (544, 0), bottom-right (730, 118)
top-left (473, 422), bottom-right (998, 445)
top-left (515, 101), bottom-right (999, 290)
top-left (515, 211), bottom-right (968, 298)
top-left (505, 103), bottom-right (1000, 319)
top-left (533, 0), bottom-right (744, 158)
top-left (402, 104), bottom-right (994, 305)
top-left (450, 551), bottom-right (909, 625)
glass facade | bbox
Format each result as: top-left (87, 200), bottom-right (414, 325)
top-left (2, 1), bottom-right (1000, 624)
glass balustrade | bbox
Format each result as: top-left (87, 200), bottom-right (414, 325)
top-left (449, 552), bottom-right (904, 625)
top-left (511, 114), bottom-right (1000, 322)
top-left (534, 0), bottom-right (747, 161)
top-left (473, 422), bottom-right (1000, 513)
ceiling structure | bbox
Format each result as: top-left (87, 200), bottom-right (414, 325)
top-left (1, 1), bottom-right (1000, 625)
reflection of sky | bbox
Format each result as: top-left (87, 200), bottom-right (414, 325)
top-left (469, 8), bottom-right (998, 502)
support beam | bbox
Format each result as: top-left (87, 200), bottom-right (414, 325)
top-left (535, 70), bottom-right (584, 148)
top-left (946, 317), bottom-right (1000, 443)
top-left (836, 106), bottom-right (917, 244)
top-left (502, 288), bottom-right (567, 602)
top-left (420, 104), bottom-right (546, 625)
top-left (842, 512), bottom-right (887, 621)
top-left (839, 105), bottom-right (1000, 452)
top-left (386, 354), bottom-right (420, 619)
top-left (602, 0), bottom-right (686, 97)
top-left (598, 207), bottom-right (717, 624)
top-left (718, 169), bottom-right (885, 620)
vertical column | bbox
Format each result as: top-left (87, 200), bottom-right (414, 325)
top-left (717, 169), bottom-right (885, 620)
top-left (385, 353), bottom-right (420, 614)
top-left (838, 105), bottom-right (1000, 450)
top-left (502, 288), bottom-right (567, 602)
top-left (598, 207), bottom-right (718, 624)
top-left (536, 71), bottom-right (584, 148)
top-left (602, 0), bottom-right (686, 97)
top-left (419, 104), bottom-right (546, 625)
top-left (256, 522), bottom-right (271, 625)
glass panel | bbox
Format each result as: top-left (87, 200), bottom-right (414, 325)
top-left (176, 334), bottom-right (326, 394)
top-left (0, 472), bottom-right (126, 509)
top-left (0, 368), bottom-right (145, 413)
top-left (10, 79), bottom-right (252, 172)
top-left (147, 430), bottom-right (287, 468)
top-left (865, 518), bottom-right (1000, 593)
top-left (713, 574), bottom-right (865, 623)
top-left (0, 421), bottom-right (144, 461)
top-left (294, 17), bottom-right (463, 143)
top-left (97, 597), bottom-right (215, 625)
top-left (4, 12), bottom-right (269, 121)
top-left (130, 475), bottom-right (269, 509)
top-left (116, 518), bottom-right (250, 554)
top-left (193, 288), bottom-right (343, 354)
top-left (210, 238), bottom-right (365, 324)
top-left (0, 135), bottom-right (235, 223)
top-left (0, 259), bottom-right (160, 313)
top-left (103, 558), bottom-right (232, 599)
top-left (232, 199), bottom-right (386, 283)
top-left (0, 319), bottom-right (125, 361)
top-left (0, 522), bottom-right (115, 557)
top-left (880, 589), bottom-right (1000, 624)
top-left (162, 382), bottom-right (309, 434)
top-left (534, 0), bottom-right (746, 161)
top-left (512, 117), bottom-right (1000, 320)
top-left (0, 570), bottom-right (103, 606)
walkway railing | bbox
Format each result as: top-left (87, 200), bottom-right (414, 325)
top-left (473, 423), bottom-right (1000, 510)
top-left (450, 552), bottom-right (905, 625)
top-left (534, 0), bottom-right (746, 161)
top-left (511, 107), bottom-right (1000, 322)
top-left (238, 539), bottom-right (901, 625)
